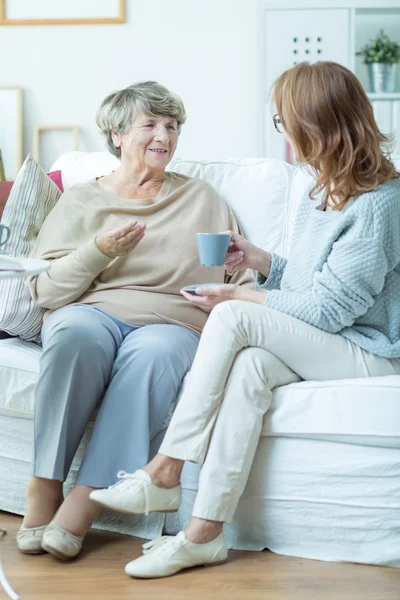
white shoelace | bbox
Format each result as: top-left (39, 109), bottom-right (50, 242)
top-left (112, 471), bottom-right (151, 516)
top-left (142, 535), bottom-right (182, 556)
top-left (0, 529), bottom-right (20, 600)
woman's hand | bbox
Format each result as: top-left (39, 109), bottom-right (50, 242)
top-left (95, 220), bottom-right (146, 258)
top-left (181, 284), bottom-right (268, 309)
top-left (223, 231), bottom-right (271, 277)
top-left (181, 284), bottom-right (239, 309)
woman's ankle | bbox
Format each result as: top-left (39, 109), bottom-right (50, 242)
top-left (184, 517), bottom-right (223, 544)
top-left (52, 484), bottom-right (102, 537)
top-left (23, 476), bottom-right (63, 528)
top-left (144, 455), bottom-right (183, 489)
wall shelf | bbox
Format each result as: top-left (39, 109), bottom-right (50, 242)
top-left (263, 2), bottom-right (400, 159)
top-left (367, 93), bottom-right (400, 101)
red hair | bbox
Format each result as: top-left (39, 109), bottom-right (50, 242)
top-left (272, 61), bottom-right (399, 208)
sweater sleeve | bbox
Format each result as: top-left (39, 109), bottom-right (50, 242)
top-left (265, 228), bottom-right (391, 334)
top-left (256, 252), bottom-right (287, 291)
top-left (27, 188), bottom-right (114, 310)
top-left (27, 239), bottom-right (114, 310)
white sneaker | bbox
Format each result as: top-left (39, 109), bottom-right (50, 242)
top-left (125, 531), bottom-right (228, 578)
top-left (89, 469), bottom-right (181, 516)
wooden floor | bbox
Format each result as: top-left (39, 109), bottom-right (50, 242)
top-left (1, 513), bottom-right (399, 600)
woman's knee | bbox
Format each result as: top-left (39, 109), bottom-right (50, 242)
top-left (42, 307), bottom-right (118, 355)
top-left (232, 347), bottom-right (270, 374)
top-left (232, 346), bottom-right (297, 391)
top-left (204, 300), bottom-right (251, 336)
top-left (117, 325), bottom-right (199, 375)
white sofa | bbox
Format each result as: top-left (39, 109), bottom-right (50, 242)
top-left (1, 152), bottom-right (399, 568)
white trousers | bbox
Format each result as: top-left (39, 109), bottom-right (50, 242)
top-left (160, 301), bottom-right (400, 523)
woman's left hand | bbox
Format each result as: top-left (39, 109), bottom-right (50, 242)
top-left (181, 284), bottom-right (268, 308)
top-left (180, 284), bottom-right (239, 309)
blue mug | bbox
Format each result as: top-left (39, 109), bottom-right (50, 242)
top-left (196, 233), bottom-right (231, 266)
top-left (0, 224), bottom-right (10, 248)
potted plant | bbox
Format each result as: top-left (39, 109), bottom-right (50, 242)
top-left (356, 29), bottom-right (400, 93)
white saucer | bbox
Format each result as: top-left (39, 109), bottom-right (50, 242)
top-left (0, 258), bottom-right (50, 280)
top-left (182, 283), bottom-right (222, 295)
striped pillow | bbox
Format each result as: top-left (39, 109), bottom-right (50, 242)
top-left (0, 154), bottom-right (62, 341)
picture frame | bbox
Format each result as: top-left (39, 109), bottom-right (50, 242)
top-left (0, 87), bottom-right (23, 180)
top-left (33, 125), bottom-right (80, 168)
top-left (0, 0), bottom-right (125, 26)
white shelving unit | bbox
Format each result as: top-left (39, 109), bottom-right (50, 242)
top-left (263, 0), bottom-right (400, 159)
top-left (367, 93), bottom-right (400, 101)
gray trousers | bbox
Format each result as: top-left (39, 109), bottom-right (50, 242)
top-left (33, 304), bottom-right (199, 488)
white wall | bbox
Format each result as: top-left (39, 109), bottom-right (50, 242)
top-left (0, 0), bottom-right (263, 172)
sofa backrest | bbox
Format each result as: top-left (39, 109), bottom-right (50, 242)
top-left (50, 151), bottom-right (298, 256)
top-left (49, 151), bottom-right (400, 258)
top-left (279, 156), bottom-right (400, 257)
top-left (170, 158), bottom-right (296, 255)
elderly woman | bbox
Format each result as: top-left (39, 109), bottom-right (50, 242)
top-left (90, 62), bottom-right (400, 578)
top-left (16, 81), bottom-right (253, 560)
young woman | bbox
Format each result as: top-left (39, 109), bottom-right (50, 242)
top-left (91, 61), bottom-right (400, 578)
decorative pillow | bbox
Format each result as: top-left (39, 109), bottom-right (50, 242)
top-left (47, 170), bottom-right (64, 192)
top-left (0, 154), bottom-right (62, 341)
top-left (0, 182), bottom-right (14, 203)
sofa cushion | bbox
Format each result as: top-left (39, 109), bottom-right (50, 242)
top-left (2, 337), bottom-right (399, 449)
top-left (0, 155), bottom-right (62, 341)
top-left (0, 338), bottom-right (41, 418)
top-left (0, 182), bottom-right (14, 202)
top-left (0, 182), bottom-right (14, 222)
top-left (47, 170), bottom-right (64, 192)
top-left (170, 158), bottom-right (294, 253)
top-left (265, 377), bottom-right (400, 448)
top-left (50, 150), bottom-right (120, 189)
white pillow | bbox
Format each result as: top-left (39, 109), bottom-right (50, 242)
top-left (50, 150), bottom-right (120, 190)
top-left (169, 158), bottom-right (294, 254)
top-left (282, 156), bottom-right (400, 258)
top-left (281, 164), bottom-right (315, 258)
top-left (0, 155), bottom-right (62, 341)
top-left (393, 156), bottom-right (400, 172)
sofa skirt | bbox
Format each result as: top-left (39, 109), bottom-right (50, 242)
top-left (1, 414), bottom-right (399, 568)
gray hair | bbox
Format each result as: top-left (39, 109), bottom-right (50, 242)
top-left (96, 81), bottom-right (187, 158)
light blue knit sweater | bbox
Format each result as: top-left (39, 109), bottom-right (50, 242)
top-left (257, 178), bottom-right (400, 358)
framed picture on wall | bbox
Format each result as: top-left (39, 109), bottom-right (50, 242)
top-left (0, 0), bottom-right (125, 25)
top-left (0, 87), bottom-right (23, 180)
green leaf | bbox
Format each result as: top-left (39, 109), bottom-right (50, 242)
top-left (356, 29), bottom-right (400, 64)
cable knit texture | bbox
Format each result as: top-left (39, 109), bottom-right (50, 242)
top-left (257, 178), bottom-right (400, 358)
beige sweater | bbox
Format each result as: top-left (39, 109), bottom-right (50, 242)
top-left (28, 172), bottom-right (254, 334)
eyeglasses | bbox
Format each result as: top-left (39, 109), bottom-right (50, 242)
top-left (273, 114), bottom-right (284, 134)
